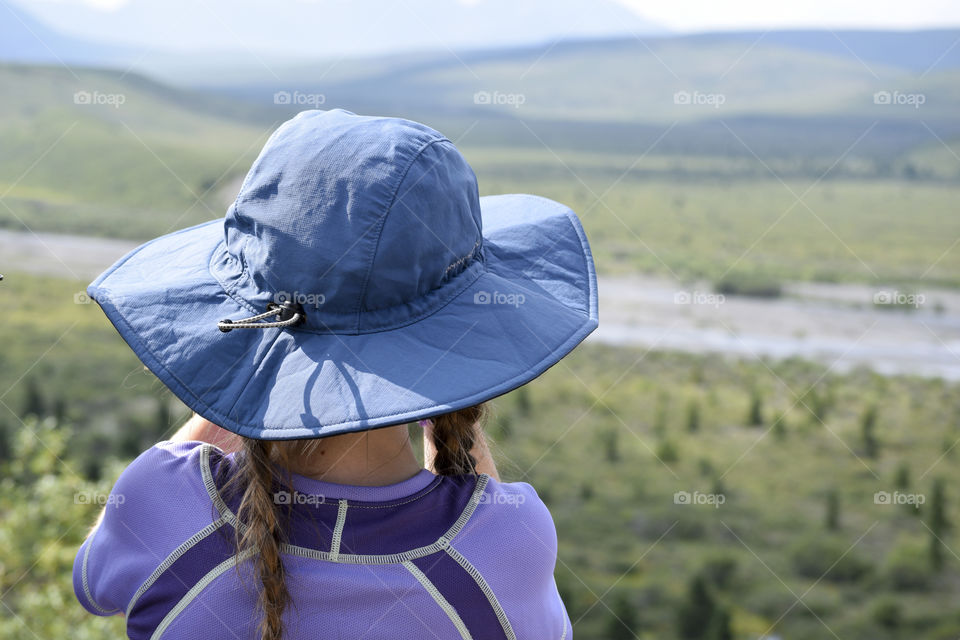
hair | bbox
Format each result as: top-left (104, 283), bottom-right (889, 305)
top-left (428, 403), bottom-right (487, 475)
top-left (231, 403), bottom-right (487, 640)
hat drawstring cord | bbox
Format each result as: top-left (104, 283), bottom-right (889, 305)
top-left (218, 301), bottom-right (305, 333)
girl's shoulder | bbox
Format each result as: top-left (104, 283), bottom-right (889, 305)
top-left (73, 441), bottom-right (224, 617)
top-left (469, 474), bottom-right (560, 557)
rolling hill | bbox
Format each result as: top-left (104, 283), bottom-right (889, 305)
top-left (188, 33), bottom-right (960, 162)
top-left (0, 63), bottom-right (276, 238)
top-left (198, 34), bottom-right (960, 121)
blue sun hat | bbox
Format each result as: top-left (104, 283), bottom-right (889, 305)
top-left (88, 109), bottom-right (598, 440)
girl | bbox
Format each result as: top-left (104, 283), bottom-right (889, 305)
top-left (74, 108), bottom-right (598, 639)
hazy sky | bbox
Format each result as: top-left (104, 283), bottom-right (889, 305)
top-left (616, 0), bottom-right (960, 31)
top-left (25, 0), bottom-right (960, 31)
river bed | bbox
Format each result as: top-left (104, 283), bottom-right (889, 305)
top-left (3, 228), bottom-right (958, 380)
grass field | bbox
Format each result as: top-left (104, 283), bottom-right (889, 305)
top-left (464, 146), bottom-right (960, 288)
top-left (2, 119), bottom-right (958, 289)
top-left (2, 62), bottom-right (958, 289)
top-left (0, 64), bottom-right (271, 238)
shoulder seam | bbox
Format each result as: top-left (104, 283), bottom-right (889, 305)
top-left (402, 560), bottom-right (473, 640)
top-left (125, 518), bottom-right (227, 617)
top-left (150, 548), bottom-right (257, 640)
top-left (445, 544), bottom-right (517, 640)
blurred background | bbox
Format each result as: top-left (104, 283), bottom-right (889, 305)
top-left (1, 1), bottom-right (959, 638)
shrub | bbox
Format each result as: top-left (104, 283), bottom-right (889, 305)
top-left (747, 389), bottom-right (764, 426)
top-left (825, 488), bottom-right (841, 531)
top-left (871, 597), bottom-right (902, 629)
top-left (606, 591), bottom-right (640, 640)
top-left (884, 538), bottom-right (934, 591)
top-left (656, 438), bottom-right (679, 463)
top-left (514, 386), bottom-right (532, 416)
top-left (860, 404), bottom-right (879, 458)
top-left (687, 400), bottom-right (701, 432)
top-left (772, 411), bottom-right (787, 439)
top-left (926, 478), bottom-right (950, 570)
top-left (790, 536), bottom-right (873, 583)
top-left (701, 554), bottom-right (738, 590)
top-left (601, 426), bottom-right (620, 463)
top-left (894, 462), bottom-right (910, 490)
top-left (677, 574), bottom-right (716, 640)
top-left (714, 272), bottom-right (782, 298)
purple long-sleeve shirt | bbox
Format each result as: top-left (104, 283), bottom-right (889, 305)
top-left (73, 441), bottom-right (571, 639)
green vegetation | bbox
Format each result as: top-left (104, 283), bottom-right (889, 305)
top-left (3, 64), bottom-right (960, 289)
top-left (3, 272), bottom-right (960, 639)
top-left (0, 64), bottom-right (270, 239)
top-left (0, 417), bottom-right (126, 639)
top-left (471, 163), bottom-right (960, 289)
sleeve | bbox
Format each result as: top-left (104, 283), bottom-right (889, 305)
top-left (72, 440), bottom-right (220, 616)
top-left (484, 478), bottom-right (559, 558)
top-left (468, 477), bottom-right (571, 638)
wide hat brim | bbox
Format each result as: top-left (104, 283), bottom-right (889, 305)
top-left (88, 194), bottom-right (598, 440)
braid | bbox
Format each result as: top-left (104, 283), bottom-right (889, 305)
top-left (228, 404), bottom-right (487, 637)
top-left (430, 404), bottom-right (487, 475)
top-left (237, 439), bottom-right (291, 640)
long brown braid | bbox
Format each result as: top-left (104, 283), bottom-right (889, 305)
top-left (233, 404), bottom-right (486, 639)
top-left (235, 439), bottom-right (291, 640)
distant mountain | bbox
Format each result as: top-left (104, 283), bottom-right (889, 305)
top-left (4, 1), bottom-right (958, 81)
top-left (195, 31), bottom-right (960, 124)
top-left (0, 2), bottom-right (131, 67)
top-left (681, 29), bottom-right (960, 74)
top-left (3, 0), bottom-right (666, 61)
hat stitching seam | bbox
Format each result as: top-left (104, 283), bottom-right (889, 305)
top-left (299, 261), bottom-right (485, 336)
top-left (217, 201), bottom-right (264, 305)
top-left (209, 241), bottom-right (485, 337)
top-left (355, 136), bottom-right (453, 327)
top-left (208, 238), bottom-right (274, 319)
top-left (209, 138), bottom-right (485, 334)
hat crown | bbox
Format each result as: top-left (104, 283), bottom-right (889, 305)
top-left (216, 110), bottom-right (484, 333)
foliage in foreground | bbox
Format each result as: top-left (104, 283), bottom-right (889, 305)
top-left (2, 342), bottom-right (960, 639)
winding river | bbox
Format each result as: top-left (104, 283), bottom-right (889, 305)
top-left (3, 228), bottom-right (959, 380)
